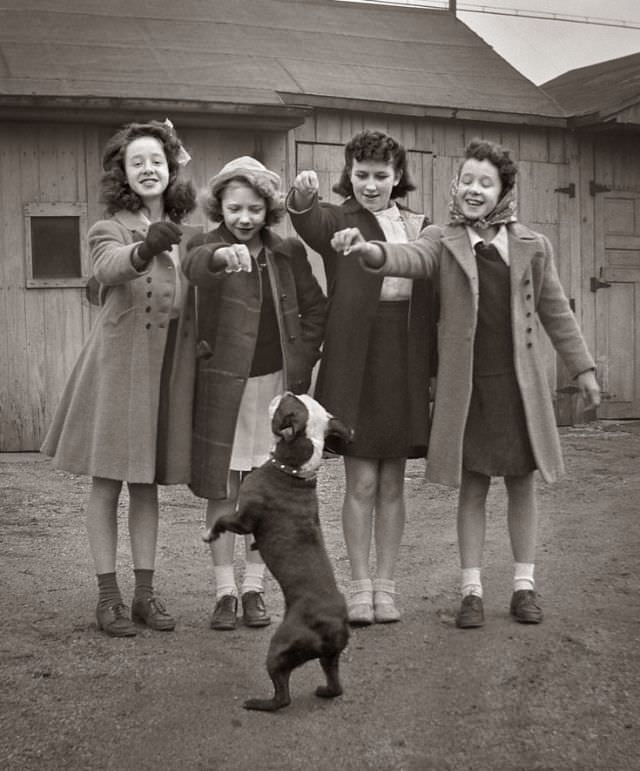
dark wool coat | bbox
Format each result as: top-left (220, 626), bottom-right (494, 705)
top-left (287, 193), bottom-right (437, 452)
top-left (369, 222), bottom-right (596, 486)
top-left (183, 224), bottom-right (327, 500)
top-left (41, 210), bottom-right (198, 484)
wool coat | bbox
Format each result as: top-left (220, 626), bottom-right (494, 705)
top-left (41, 211), bottom-right (198, 483)
top-left (367, 222), bottom-right (596, 486)
top-left (287, 193), bottom-right (437, 452)
top-left (183, 224), bottom-right (327, 500)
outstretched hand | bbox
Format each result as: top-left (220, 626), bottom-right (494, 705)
top-left (330, 228), bottom-right (385, 266)
top-left (215, 243), bottom-right (253, 273)
top-left (291, 169), bottom-right (319, 209)
top-left (137, 221), bottom-right (182, 263)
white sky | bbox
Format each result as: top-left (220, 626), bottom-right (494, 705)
top-left (348, 0), bottom-right (640, 84)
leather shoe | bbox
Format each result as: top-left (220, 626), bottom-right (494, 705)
top-left (455, 594), bottom-right (485, 628)
top-left (510, 589), bottom-right (543, 623)
top-left (241, 591), bottom-right (271, 628)
top-left (132, 595), bottom-right (176, 631)
top-left (96, 602), bottom-right (136, 637)
top-left (210, 594), bottom-right (238, 631)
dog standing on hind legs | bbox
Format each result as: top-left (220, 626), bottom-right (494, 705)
top-left (203, 392), bottom-right (353, 711)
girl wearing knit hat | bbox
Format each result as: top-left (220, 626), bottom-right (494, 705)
top-left (183, 157), bottom-right (327, 630)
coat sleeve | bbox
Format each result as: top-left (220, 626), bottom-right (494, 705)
top-left (88, 220), bottom-right (147, 286)
top-left (360, 224), bottom-right (443, 279)
top-left (286, 191), bottom-right (344, 290)
top-left (182, 231), bottom-right (229, 288)
top-left (287, 238), bottom-right (328, 367)
top-left (535, 235), bottom-right (595, 378)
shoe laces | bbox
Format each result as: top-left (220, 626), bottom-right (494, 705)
top-left (147, 596), bottom-right (169, 616)
top-left (111, 602), bottom-right (130, 619)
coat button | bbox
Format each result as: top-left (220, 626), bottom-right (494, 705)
top-left (527, 327), bottom-right (532, 333)
top-left (281, 293), bottom-right (287, 300)
top-left (289, 335), bottom-right (296, 342)
top-left (526, 342), bottom-right (532, 348)
top-left (145, 306), bottom-right (151, 313)
top-left (145, 322), bottom-right (151, 330)
top-left (526, 312), bottom-right (532, 317)
top-left (146, 277), bottom-right (152, 283)
top-left (146, 291), bottom-right (152, 298)
top-left (524, 279), bottom-right (531, 285)
top-left (526, 294), bottom-right (532, 300)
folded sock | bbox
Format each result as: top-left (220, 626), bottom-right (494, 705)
top-left (97, 572), bottom-right (122, 607)
top-left (514, 562), bottom-right (535, 592)
top-left (461, 567), bottom-right (482, 598)
top-left (241, 562), bottom-right (266, 594)
top-left (133, 568), bottom-right (154, 601)
top-left (214, 566), bottom-right (238, 600)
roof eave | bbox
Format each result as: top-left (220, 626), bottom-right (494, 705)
top-left (278, 92), bottom-right (567, 128)
top-left (0, 95), bottom-right (312, 131)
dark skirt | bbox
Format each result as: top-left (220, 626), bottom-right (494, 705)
top-left (463, 369), bottom-right (536, 477)
top-left (328, 301), bottom-right (424, 460)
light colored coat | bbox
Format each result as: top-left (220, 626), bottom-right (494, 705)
top-left (369, 222), bottom-right (595, 486)
top-left (41, 210), bottom-right (197, 484)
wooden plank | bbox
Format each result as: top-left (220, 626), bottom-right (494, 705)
top-left (518, 129), bottom-right (549, 162)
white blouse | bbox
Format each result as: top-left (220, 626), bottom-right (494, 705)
top-left (375, 204), bottom-right (413, 301)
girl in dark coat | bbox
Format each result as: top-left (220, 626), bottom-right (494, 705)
top-left (287, 130), bottom-right (437, 625)
top-left (42, 120), bottom-right (197, 637)
top-left (183, 157), bottom-right (326, 631)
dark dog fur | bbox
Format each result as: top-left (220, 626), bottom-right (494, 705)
top-left (205, 393), bottom-right (352, 711)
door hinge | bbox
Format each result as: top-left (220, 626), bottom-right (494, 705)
top-left (554, 183), bottom-right (575, 198)
top-left (589, 180), bottom-right (612, 196)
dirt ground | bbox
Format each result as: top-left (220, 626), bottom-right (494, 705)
top-left (1, 420), bottom-right (640, 771)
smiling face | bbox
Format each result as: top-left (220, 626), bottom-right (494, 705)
top-left (220, 181), bottom-right (267, 251)
top-left (124, 136), bottom-right (170, 206)
top-left (349, 159), bottom-right (400, 213)
top-left (455, 158), bottom-right (503, 222)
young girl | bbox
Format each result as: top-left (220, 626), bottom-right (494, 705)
top-left (332, 137), bottom-right (600, 628)
top-left (287, 130), bottom-right (437, 625)
top-left (183, 156), bottom-right (326, 631)
top-left (42, 120), bottom-right (198, 637)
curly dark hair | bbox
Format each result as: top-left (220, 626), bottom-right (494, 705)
top-left (99, 121), bottom-right (196, 223)
top-left (332, 129), bottom-right (415, 200)
top-left (461, 138), bottom-right (518, 195)
top-left (201, 175), bottom-right (285, 227)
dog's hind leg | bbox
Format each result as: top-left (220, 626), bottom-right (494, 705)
top-left (316, 652), bottom-right (343, 699)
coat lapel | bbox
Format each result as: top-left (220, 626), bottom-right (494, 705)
top-left (507, 224), bottom-right (542, 289)
top-left (442, 227), bottom-right (478, 294)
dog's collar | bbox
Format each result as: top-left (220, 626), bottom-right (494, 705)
top-left (269, 456), bottom-right (317, 481)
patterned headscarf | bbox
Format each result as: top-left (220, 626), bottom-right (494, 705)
top-left (447, 176), bottom-right (518, 229)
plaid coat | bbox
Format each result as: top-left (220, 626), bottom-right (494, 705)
top-left (369, 222), bottom-right (596, 486)
top-left (183, 225), bottom-right (327, 499)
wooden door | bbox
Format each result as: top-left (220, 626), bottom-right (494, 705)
top-left (294, 141), bottom-right (433, 290)
top-left (593, 189), bottom-right (640, 418)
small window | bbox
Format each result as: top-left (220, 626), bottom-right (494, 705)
top-left (25, 202), bottom-right (88, 288)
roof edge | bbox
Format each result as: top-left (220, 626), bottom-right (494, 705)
top-left (278, 92), bottom-right (567, 128)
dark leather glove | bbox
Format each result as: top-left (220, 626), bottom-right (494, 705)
top-left (137, 221), bottom-right (182, 264)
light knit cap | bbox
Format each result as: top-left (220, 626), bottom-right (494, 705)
top-left (208, 156), bottom-right (281, 197)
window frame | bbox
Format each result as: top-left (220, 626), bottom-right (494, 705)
top-left (24, 202), bottom-right (89, 288)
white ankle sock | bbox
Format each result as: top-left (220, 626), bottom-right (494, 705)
top-left (513, 562), bottom-right (535, 592)
top-left (461, 567), bottom-right (482, 598)
top-left (241, 562), bottom-right (266, 594)
top-left (214, 566), bottom-right (237, 600)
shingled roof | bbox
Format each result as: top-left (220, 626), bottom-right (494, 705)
top-left (542, 52), bottom-right (640, 129)
top-left (0, 0), bottom-right (565, 127)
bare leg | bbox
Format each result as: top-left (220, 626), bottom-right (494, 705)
top-left (505, 472), bottom-right (538, 563)
top-left (86, 477), bottom-right (122, 574)
top-left (128, 483), bottom-right (159, 569)
top-left (457, 468), bottom-right (491, 569)
top-left (342, 456), bottom-right (378, 580)
top-left (374, 457), bottom-right (406, 580)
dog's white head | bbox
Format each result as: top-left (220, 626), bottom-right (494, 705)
top-left (269, 392), bottom-right (352, 477)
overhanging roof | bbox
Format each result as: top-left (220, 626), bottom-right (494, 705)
top-left (0, 0), bottom-right (566, 128)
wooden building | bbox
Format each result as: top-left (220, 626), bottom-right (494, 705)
top-left (0, 0), bottom-right (637, 450)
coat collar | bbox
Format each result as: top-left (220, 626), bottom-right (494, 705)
top-left (113, 209), bottom-right (150, 234)
top-left (442, 222), bottom-right (541, 289)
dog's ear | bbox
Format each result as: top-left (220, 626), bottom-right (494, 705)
top-left (327, 416), bottom-right (354, 444)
